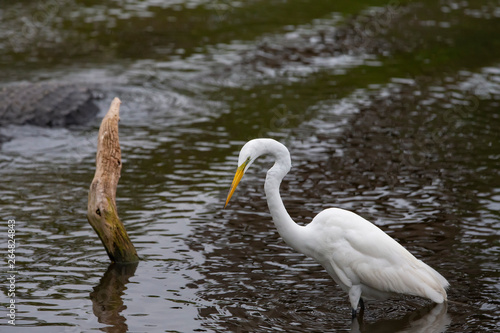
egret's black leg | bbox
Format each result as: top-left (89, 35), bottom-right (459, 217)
top-left (351, 295), bottom-right (365, 319)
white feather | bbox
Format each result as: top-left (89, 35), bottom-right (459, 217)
top-left (303, 208), bottom-right (449, 306)
top-left (226, 138), bottom-right (449, 315)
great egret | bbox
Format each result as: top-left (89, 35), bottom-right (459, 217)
top-left (225, 138), bottom-right (449, 317)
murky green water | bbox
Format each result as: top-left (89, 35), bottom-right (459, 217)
top-left (1, 0), bottom-right (499, 332)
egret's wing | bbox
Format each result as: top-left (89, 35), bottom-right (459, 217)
top-left (308, 208), bottom-right (448, 302)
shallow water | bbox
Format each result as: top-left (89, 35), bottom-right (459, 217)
top-left (0, 0), bottom-right (499, 332)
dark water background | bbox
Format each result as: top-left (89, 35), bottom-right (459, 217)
top-left (0, 0), bottom-right (499, 332)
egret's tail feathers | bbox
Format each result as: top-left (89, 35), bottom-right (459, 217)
top-left (413, 262), bottom-right (449, 303)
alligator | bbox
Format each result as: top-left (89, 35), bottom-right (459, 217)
top-left (0, 81), bottom-right (100, 127)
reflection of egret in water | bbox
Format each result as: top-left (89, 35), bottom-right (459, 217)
top-left (89, 263), bottom-right (138, 333)
top-left (351, 302), bottom-right (450, 333)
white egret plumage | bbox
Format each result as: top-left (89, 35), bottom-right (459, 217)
top-left (225, 138), bottom-right (449, 317)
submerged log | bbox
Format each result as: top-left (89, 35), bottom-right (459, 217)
top-left (87, 97), bottom-right (139, 263)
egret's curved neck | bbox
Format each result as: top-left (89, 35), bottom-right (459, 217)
top-left (264, 144), bottom-right (306, 253)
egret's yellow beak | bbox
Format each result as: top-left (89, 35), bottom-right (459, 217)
top-left (225, 161), bottom-right (248, 208)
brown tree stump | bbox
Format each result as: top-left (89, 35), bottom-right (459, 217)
top-left (87, 97), bottom-right (139, 263)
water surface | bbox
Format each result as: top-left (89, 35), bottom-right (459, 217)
top-left (0, 1), bottom-right (499, 332)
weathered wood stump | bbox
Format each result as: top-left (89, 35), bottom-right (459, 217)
top-left (87, 97), bottom-right (139, 263)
